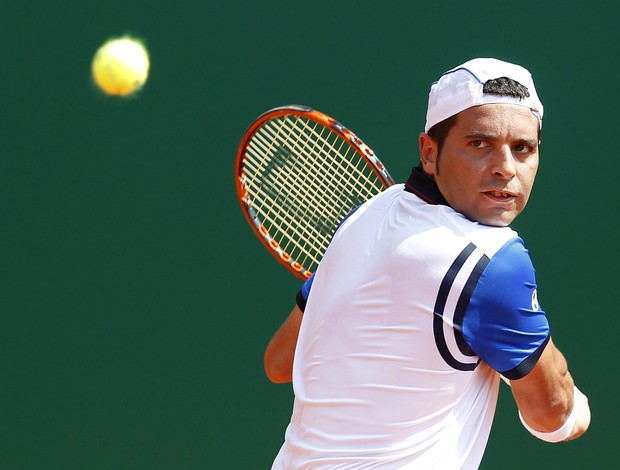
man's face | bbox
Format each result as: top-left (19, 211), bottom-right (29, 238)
top-left (420, 104), bottom-right (540, 227)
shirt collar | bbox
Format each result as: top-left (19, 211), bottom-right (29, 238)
top-left (403, 166), bottom-right (449, 206)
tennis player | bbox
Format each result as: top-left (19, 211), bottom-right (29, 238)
top-left (264, 58), bottom-right (591, 469)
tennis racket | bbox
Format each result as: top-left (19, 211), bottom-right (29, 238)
top-left (235, 105), bottom-right (394, 280)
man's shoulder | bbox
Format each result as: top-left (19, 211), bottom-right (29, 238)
top-left (468, 224), bottom-right (519, 258)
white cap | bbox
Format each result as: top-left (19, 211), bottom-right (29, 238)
top-left (424, 58), bottom-right (543, 132)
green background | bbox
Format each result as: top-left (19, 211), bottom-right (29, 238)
top-left (2, 1), bottom-right (616, 468)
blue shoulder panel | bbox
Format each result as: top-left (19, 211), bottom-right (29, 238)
top-left (462, 238), bottom-right (550, 379)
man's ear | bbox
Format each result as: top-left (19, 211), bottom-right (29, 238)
top-left (419, 133), bottom-right (438, 176)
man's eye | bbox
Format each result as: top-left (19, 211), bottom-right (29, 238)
top-left (513, 144), bottom-right (531, 153)
top-left (471, 140), bottom-right (486, 148)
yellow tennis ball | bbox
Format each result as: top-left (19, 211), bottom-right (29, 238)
top-left (92, 37), bottom-right (150, 96)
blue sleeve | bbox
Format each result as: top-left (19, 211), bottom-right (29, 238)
top-left (296, 273), bottom-right (315, 312)
top-left (463, 238), bottom-right (550, 380)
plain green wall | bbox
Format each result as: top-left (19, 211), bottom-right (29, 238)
top-left (2, 1), bottom-right (616, 468)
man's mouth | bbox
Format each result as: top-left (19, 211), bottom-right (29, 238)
top-left (486, 190), bottom-right (516, 199)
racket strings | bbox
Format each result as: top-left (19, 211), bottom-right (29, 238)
top-left (276, 117), bottom-right (382, 223)
top-left (281, 119), bottom-right (382, 267)
top-left (247, 124), bottom-right (335, 264)
top-left (293, 117), bottom-right (382, 199)
top-left (262, 119), bottom-right (372, 245)
top-left (245, 124), bottom-right (334, 259)
top-left (242, 113), bottom-right (385, 273)
top-left (246, 116), bottom-right (382, 270)
top-left (277, 120), bottom-right (351, 264)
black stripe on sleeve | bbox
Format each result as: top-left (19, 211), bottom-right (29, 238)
top-left (453, 254), bottom-right (490, 356)
top-left (433, 243), bottom-right (480, 371)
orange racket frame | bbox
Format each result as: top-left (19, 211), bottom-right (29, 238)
top-left (235, 105), bottom-right (394, 279)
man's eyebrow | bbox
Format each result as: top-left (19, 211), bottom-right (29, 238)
top-left (514, 137), bottom-right (539, 147)
top-left (463, 131), bottom-right (498, 140)
top-left (464, 132), bottom-right (538, 146)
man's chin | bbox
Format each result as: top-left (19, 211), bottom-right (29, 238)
top-left (478, 213), bottom-right (517, 227)
top-left (464, 209), bottom-right (519, 227)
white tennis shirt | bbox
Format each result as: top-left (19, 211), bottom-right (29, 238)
top-left (272, 169), bottom-right (549, 469)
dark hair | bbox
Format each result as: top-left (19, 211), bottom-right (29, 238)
top-left (427, 114), bottom-right (458, 157)
top-left (424, 77), bottom-right (538, 172)
top-left (482, 76), bottom-right (530, 99)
